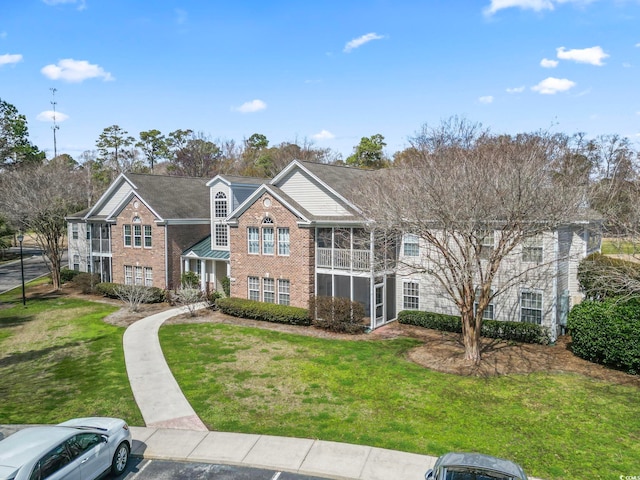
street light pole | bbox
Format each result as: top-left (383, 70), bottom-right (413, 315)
top-left (17, 233), bottom-right (26, 306)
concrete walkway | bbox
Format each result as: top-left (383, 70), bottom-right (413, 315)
top-left (120, 305), bottom-right (541, 480)
top-left (123, 304), bottom-right (208, 430)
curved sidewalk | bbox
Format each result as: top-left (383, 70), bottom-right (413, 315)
top-left (123, 304), bottom-right (208, 430)
top-left (121, 306), bottom-right (541, 480)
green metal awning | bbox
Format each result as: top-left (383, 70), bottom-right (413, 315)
top-left (182, 236), bottom-right (230, 260)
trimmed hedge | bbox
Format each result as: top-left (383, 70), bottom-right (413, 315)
top-left (60, 267), bottom-right (81, 283)
top-left (72, 272), bottom-right (101, 294)
top-left (578, 252), bottom-right (640, 300)
top-left (94, 282), bottom-right (166, 303)
top-left (567, 298), bottom-right (640, 374)
top-left (217, 297), bottom-right (310, 326)
top-left (309, 296), bottom-right (366, 334)
top-left (398, 310), bottom-right (551, 345)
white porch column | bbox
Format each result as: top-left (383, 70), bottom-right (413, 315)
top-left (184, 258), bottom-right (190, 273)
top-left (200, 260), bottom-right (206, 292)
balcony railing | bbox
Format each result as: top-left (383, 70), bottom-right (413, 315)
top-left (91, 239), bottom-right (111, 253)
top-left (317, 247), bottom-right (370, 271)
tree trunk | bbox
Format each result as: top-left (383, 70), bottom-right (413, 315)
top-left (461, 310), bottom-right (482, 365)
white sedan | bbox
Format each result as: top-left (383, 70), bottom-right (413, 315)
top-left (0, 417), bottom-right (131, 480)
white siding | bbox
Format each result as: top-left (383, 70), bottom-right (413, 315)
top-left (96, 183), bottom-right (133, 217)
top-left (67, 221), bottom-right (90, 272)
top-left (277, 169), bottom-right (351, 216)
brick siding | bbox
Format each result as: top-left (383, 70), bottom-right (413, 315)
top-left (230, 193), bottom-right (315, 308)
top-left (111, 195), bottom-right (209, 289)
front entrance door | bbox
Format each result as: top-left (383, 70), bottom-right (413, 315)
top-left (375, 284), bottom-right (384, 326)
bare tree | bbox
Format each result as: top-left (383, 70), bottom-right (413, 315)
top-left (0, 161), bottom-right (86, 289)
top-left (174, 287), bottom-right (204, 317)
top-left (357, 118), bottom-right (586, 364)
top-left (114, 284), bottom-right (156, 312)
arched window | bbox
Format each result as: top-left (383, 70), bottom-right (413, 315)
top-left (215, 192), bottom-right (227, 218)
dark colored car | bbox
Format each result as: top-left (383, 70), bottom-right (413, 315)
top-left (426, 452), bottom-right (528, 480)
top-left (0, 417), bottom-right (131, 480)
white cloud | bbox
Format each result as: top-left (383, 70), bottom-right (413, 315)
top-left (540, 58), bottom-right (558, 68)
top-left (233, 99), bottom-right (267, 113)
top-left (344, 33), bottom-right (384, 53)
top-left (0, 53), bottom-right (22, 66)
top-left (531, 77), bottom-right (576, 94)
top-left (41, 58), bottom-right (113, 82)
top-left (36, 110), bottom-right (69, 122)
top-left (0, 32), bottom-right (7, 39)
top-left (312, 130), bottom-right (335, 140)
top-left (635, 43), bottom-right (640, 48)
top-left (484, 0), bottom-right (594, 15)
top-left (478, 95), bottom-right (494, 104)
top-left (42, 0), bottom-right (86, 10)
top-left (556, 46), bottom-right (609, 66)
top-left (506, 86), bottom-right (526, 93)
top-left (622, 62), bottom-right (631, 68)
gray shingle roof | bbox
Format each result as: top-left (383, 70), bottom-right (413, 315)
top-left (218, 174), bottom-right (267, 185)
top-left (295, 161), bottom-right (377, 204)
top-left (125, 173), bottom-right (210, 219)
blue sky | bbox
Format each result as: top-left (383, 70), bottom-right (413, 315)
top-left (1, 0), bottom-right (639, 160)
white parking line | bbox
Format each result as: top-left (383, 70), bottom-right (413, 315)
top-left (270, 472), bottom-right (282, 480)
top-left (130, 459), bottom-right (152, 478)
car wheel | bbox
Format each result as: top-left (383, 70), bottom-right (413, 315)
top-left (111, 442), bottom-right (129, 476)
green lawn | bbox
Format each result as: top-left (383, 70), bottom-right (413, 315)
top-left (160, 323), bottom-right (640, 480)
top-left (0, 282), bottom-right (143, 425)
top-left (601, 238), bottom-right (640, 255)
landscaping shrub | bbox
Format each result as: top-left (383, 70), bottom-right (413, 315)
top-left (578, 252), bottom-right (640, 300)
top-left (568, 298), bottom-right (640, 374)
top-left (398, 310), bottom-right (550, 345)
top-left (309, 296), bottom-right (366, 334)
top-left (95, 282), bottom-right (165, 303)
top-left (72, 272), bottom-right (101, 294)
top-left (221, 276), bottom-right (231, 297)
top-left (60, 267), bottom-right (81, 283)
top-left (217, 297), bottom-right (310, 326)
top-left (181, 271), bottom-right (200, 289)
top-left (207, 290), bottom-right (223, 310)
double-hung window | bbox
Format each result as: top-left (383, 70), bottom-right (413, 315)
top-left (144, 225), bottom-right (152, 247)
top-left (522, 235), bottom-right (543, 263)
top-left (262, 218), bottom-right (274, 255)
top-left (124, 225), bottom-right (132, 247)
top-left (215, 224), bottom-right (228, 247)
top-left (135, 266), bottom-right (143, 285)
top-left (71, 223), bottom-right (79, 240)
top-left (278, 279), bottom-right (290, 305)
top-left (248, 227), bottom-right (259, 254)
top-left (73, 255), bottom-right (80, 271)
top-left (133, 225), bottom-right (142, 247)
top-left (403, 281), bottom-right (420, 310)
top-left (403, 234), bottom-right (419, 257)
top-left (248, 276), bottom-right (260, 301)
top-left (521, 291), bottom-right (543, 324)
top-left (479, 230), bottom-right (494, 260)
top-left (278, 228), bottom-right (290, 256)
top-left (124, 265), bottom-right (133, 285)
top-left (263, 278), bottom-right (275, 303)
top-left (144, 267), bottom-right (153, 287)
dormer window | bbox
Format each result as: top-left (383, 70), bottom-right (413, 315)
top-left (215, 192), bottom-right (227, 218)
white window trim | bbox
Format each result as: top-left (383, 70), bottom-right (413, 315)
top-left (278, 227), bottom-right (290, 256)
top-left (144, 225), bottom-right (152, 248)
top-left (403, 234), bottom-right (419, 257)
top-left (520, 289), bottom-right (543, 325)
top-left (248, 227), bottom-right (259, 255)
top-left (402, 280), bottom-right (420, 310)
top-left (278, 279), bottom-right (290, 305)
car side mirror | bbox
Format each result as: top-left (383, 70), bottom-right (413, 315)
top-left (101, 435), bottom-right (109, 443)
top-left (425, 469), bottom-right (434, 479)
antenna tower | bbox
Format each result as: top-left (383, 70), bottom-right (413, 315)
top-left (50, 88), bottom-right (60, 158)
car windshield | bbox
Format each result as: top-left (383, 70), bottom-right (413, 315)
top-left (444, 467), bottom-right (514, 480)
